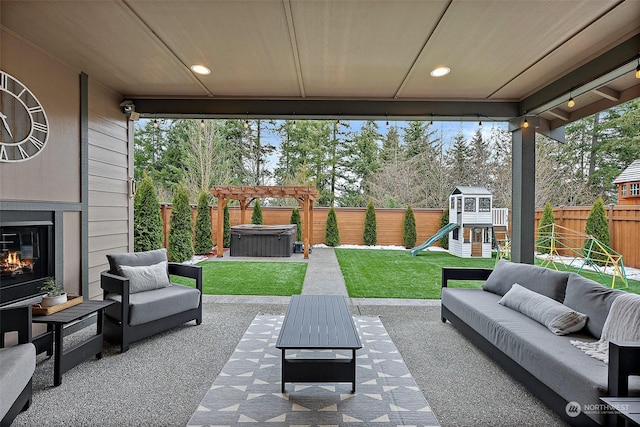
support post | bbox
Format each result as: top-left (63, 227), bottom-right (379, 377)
top-left (309, 199), bottom-right (314, 247)
top-left (510, 123), bottom-right (536, 264)
top-left (303, 196), bottom-right (310, 259)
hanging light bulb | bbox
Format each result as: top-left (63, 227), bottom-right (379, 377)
top-left (567, 90), bottom-right (575, 108)
top-left (244, 119), bottom-right (249, 129)
top-left (153, 119), bottom-right (158, 128)
top-left (636, 58), bottom-right (640, 79)
top-left (523, 117), bottom-right (529, 128)
top-left (200, 119), bottom-right (205, 128)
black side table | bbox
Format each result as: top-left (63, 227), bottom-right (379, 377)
top-left (32, 300), bottom-right (115, 386)
top-left (600, 397), bottom-right (640, 426)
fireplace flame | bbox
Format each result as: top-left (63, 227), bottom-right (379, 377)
top-left (1, 251), bottom-right (33, 275)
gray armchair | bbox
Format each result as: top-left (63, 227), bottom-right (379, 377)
top-left (100, 248), bottom-right (202, 353)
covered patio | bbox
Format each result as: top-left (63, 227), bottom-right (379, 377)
top-left (2, 1), bottom-right (638, 298)
top-left (1, 1), bottom-right (639, 426)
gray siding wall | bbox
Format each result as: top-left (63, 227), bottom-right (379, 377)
top-left (87, 82), bottom-right (131, 299)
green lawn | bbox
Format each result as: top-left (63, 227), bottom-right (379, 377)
top-left (335, 248), bottom-right (640, 299)
top-left (171, 249), bottom-right (639, 299)
top-left (171, 261), bottom-right (306, 296)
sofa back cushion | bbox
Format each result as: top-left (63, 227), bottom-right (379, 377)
top-left (107, 248), bottom-right (168, 274)
top-left (563, 273), bottom-right (623, 339)
top-left (482, 259), bottom-right (570, 302)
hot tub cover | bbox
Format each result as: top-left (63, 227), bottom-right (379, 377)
top-left (231, 224), bottom-right (297, 236)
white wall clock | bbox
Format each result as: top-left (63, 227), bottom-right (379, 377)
top-left (0, 70), bottom-right (50, 162)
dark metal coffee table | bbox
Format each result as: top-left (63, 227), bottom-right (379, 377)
top-left (276, 295), bottom-right (362, 393)
top-left (32, 300), bottom-right (115, 386)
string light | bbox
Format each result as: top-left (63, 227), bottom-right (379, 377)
top-left (567, 90), bottom-right (575, 108)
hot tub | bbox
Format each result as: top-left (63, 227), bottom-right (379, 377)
top-left (230, 224), bottom-right (297, 257)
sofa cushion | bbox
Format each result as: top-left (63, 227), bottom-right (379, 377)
top-left (107, 248), bottom-right (168, 275)
top-left (118, 261), bottom-right (172, 294)
top-left (563, 273), bottom-right (624, 339)
top-left (498, 283), bottom-right (587, 335)
top-left (482, 259), bottom-right (570, 302)
top-left (106, 284), bottom-right (200, 326)
top-left (0, 343), bottom-right (35, 420)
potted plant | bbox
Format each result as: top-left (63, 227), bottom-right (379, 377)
top-left (40, 276), bottom-right (67, 307)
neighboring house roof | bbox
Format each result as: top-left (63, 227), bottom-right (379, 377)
top-left (451, 186), bottom-right (492, 196)
top-left (613, 159), bottom-right (640, 184)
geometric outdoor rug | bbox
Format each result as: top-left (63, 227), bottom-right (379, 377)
top-left (187, 315), bottom-right (440, 427)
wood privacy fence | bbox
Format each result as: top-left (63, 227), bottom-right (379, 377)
top-left (159, 204), bottom-right (640, 268)
top-left (534, 205), bottom-right (640, 269)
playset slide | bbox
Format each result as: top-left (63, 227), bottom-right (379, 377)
top-left (409, 223), bottom-right (459, 256)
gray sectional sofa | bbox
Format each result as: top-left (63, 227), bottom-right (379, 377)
top-left (0, 306), bottom-right (35, 427)
top-left (441, 260), bottom-right (640, 426)
top-left (100, 248), bottom-right (202, 353)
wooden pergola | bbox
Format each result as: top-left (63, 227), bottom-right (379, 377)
top-left (209, 185), bottom-right (320, 258)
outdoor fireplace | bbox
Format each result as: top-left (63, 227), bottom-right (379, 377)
top-left (0, 211), bottom-right (54, 306)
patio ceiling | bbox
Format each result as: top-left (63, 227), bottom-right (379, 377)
top-left (2, 0), bottom-right (639, 128)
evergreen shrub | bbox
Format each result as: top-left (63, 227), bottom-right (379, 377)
top-left (439, 208), bottom-right (449, 249)
top-left (325, 206), bottom-right (340, 246)
top-left (290, 208), bottom-right (302, 241)
top-left (168, 184), bottom-right (194, 263)
top-left (536, 202), bottom-right (555, 254)
top-left (223, 204), bottom-right (231, 248)
top-left (251, 200), bottom-right (263, 225)
top-left (403, 205), bottom-right (417, 248)
top-left (133, 172), bottom-right (163, 252)
top-left (583, 197), bottom-right (611, 265)
top-left (363, 200), bottom-right (377, 246)
top-left (194, 192), bottom-right (212, 255)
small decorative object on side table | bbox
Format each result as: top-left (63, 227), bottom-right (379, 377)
top-left (39, 276), bottom-right (67, 307)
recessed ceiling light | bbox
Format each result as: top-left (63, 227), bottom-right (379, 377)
top-left (430, 66), bottom-right (450, 77)
top-left (190, 64), bottom-right (211, 75)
